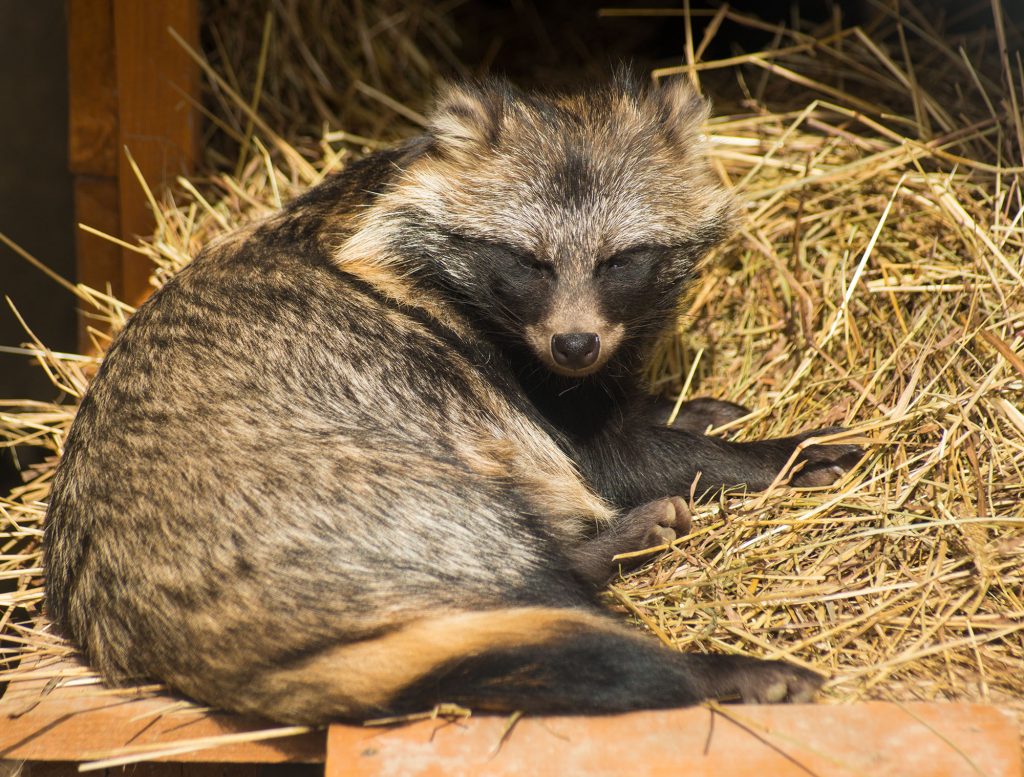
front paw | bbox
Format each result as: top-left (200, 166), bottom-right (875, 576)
top-left (789, 427), bottom-right (863, 487)
top-left (720, 657), bottom-right (825, 704)
top-left (628, 496), bottom-right (693, 548)
top-left (568, 497), bottom-right (694, 586)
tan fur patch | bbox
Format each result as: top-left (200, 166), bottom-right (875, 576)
top-left (460, 429), bottom-right (614, 532)
top-left (264, 607), bottom-right (618, 719)
top-left (333, 230), bottom-right (470, 338)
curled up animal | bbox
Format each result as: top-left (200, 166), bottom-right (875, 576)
top-left (43, 72), bottom-right (863, 724)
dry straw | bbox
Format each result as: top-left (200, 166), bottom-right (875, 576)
top-left (2, 0), bottom-right (1023, 764)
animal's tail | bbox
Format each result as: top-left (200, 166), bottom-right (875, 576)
top-left (204, 608), bottom-right (823, 723)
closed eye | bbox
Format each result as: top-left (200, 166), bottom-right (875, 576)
top-left (487, 239), bottom-right (553, 276)
top-left (597, 246), bottom-right (651, 275)
top-left (604, 253), bottom-right (633, 270)
top-left (517, 254), bottom-right (555, 276)
top-left (445, 230), bottom-right (554, 277)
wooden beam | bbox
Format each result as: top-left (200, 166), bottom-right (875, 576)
top-left (0, 693), bottom-right (325, 764)
top-left (0, 651), bottom-right (322, 766)
top-left (113, 0), bottom-right (200, 307)
top-left (67, 0), bottom-right (121, 350)
top-left (325, 703), bottom-right (1022, 777)
top-left (67, 0), bottom-right (119, 179)
top-left (1, 656), bottom-right (1019, 773)
top-left (67, 0), bottom-right (201, 340)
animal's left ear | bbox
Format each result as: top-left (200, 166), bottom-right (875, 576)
top-left (428, 82), bottom-right (505, 154)
top-left (654, 77), bottom-right (711, 138)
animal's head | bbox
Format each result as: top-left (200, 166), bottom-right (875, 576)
top-left (340, 73), bottom-right (737, 377)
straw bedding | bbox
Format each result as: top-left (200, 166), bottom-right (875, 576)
top-left (2, 0), bottom-right (1022, 751)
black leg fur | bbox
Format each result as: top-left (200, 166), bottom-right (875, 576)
top-left (388, 619), bottom-right (824, 715)
top-left (513, 367), bottom-right (862, 510)
top-left (577, 423), bottom-right (863, 508)
top-left (654, 396), bottom-right (752, 434)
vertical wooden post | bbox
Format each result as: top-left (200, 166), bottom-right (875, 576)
top-left (67, 0), bottom-right (121, 350)
top-left (67, 0), bottom-right (200, 348)
top-left (112, 0), bottom-right (200, 307)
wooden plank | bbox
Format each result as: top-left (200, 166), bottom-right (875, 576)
top-left (19, 763), bottom-right (261, 777)
top-left (72, 176), bottom-right (122, 296)
top-left (2, 653), bottom-right (1018, 772)
top-left (67, 0), bottom-right (119, 177)
top-left (0, 693), bottom-right (325, 764)
top-left (325, 703), bottom-right (1022, 777)
top-left (71, 175), bottom-right (122, 351)
top-left (67, 0), bottom-right (121, 349)
top-left (112, 0), bottom-right (200, 307)
top-left (0, 654), bottom-right (324, 764)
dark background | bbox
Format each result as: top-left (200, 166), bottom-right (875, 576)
top-left (0, 3), bottom-right (76, 407)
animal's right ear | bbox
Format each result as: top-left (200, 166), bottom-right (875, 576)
top-left (428, 82), bottom-right (504, 153)
top-left (654, 77), bottom-right (710, 138)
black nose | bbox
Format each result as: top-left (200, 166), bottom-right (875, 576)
top-left (551, 332), bottom-right (601, 369)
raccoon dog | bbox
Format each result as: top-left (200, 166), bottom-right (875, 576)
top-left (44, 75), bottom-right (861, 724)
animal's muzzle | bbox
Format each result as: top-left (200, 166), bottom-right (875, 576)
top-left (551, 332), bottom-right (601, 370)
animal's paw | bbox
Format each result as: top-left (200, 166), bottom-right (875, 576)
top-left (656, 397), bottom-right (752, 434)
top-left (728, 660), bottom-right (825, 704)
top-left (628, 496), bottom-right (692, 548)
top-left (789, 426), bottom-right (863, 487)
top-left (570, 497), bottom-right (694, 584)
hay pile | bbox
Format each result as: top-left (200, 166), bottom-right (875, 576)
top-left (2, 0), bottom-right (1023, 756)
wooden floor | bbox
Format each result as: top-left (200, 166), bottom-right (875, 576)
top-left (323, 703), bottom-right (1022, 777)
top-left (1, 654), bottom-right (1020, 776)
top-left (0, 655), bottom-right (323, 767)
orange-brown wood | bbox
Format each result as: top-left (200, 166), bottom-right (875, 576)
top-left (67, 0), bottom-right (119, 178)
top-left (0, 653), bottom-right (323, 764)
top-left (0, 692), bottom-right (325, 764)
top-left (67, 0), bottom-right (122, 348)
top-left (325, 703), bottom-right (1022, 777)
top-left (67, 0), bottom-right (201, 342)
top-left (112, 0), bottom-right (199, 307)
top-left (14, 763), bottom-right (260, 777)
top-left (71, 176), bottom-right (122, 349)
top-left (2, 654), bottom-right (1019, 775)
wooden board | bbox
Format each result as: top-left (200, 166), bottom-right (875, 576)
top-left (1, 654), bottom-right (1019, 774)
top-left (325, 703), bottom-right (1022, 777)
top-left (112, 0), bottom-right (199, 307)
top-left (67, 0), bottom-right (119, 179)
top-left (72, 176), bottom-right (123, 341)
top-left (66, 0), bottom-right (201, 343)
top-left (0, 693), bottom-right (325, 765)
top-left (0, 655), bottom-right (323, 764)
top-left (67, 0), bottom-right (122, 350)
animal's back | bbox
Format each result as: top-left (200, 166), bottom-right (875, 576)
top-left (44, 216), bottom-right (588, 715)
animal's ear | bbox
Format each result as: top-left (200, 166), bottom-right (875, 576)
top-left (428, 82), bottom-right (504, 152)
top-left (654, 77), bottom-right (710, 138)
